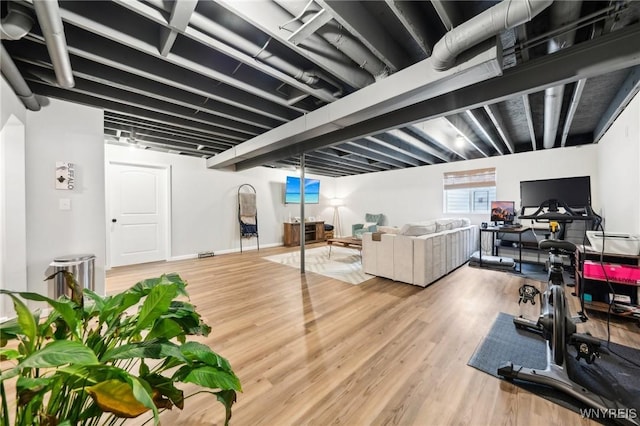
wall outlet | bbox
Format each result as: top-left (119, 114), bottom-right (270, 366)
top-left (59, 198), bottom-right (71, 210)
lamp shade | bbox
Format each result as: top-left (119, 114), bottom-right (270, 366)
top-left (329, 198), bottom-right (344, 207)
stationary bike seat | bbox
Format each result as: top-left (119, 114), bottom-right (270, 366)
top-left (539, 239), bottom-right (577, 252)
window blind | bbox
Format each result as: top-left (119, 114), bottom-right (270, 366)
top-left (443, 168), bottom-right (496, 190)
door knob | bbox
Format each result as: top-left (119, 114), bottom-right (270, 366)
top-left (112, 218), bottom-right (117, 223)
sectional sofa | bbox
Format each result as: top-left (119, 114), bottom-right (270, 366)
top-left (361, 218), bottom-right (479, 287)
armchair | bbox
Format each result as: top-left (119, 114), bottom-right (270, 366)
top-left (352, 213), bottom-right (384, 239)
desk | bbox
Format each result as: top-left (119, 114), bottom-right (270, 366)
top-left (479, 226), bottom-right (529, 273)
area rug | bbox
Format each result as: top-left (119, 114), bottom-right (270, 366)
top-left (262, 246), bottom-right (374, 285)
top-left (468, 312), bottom-right (640, 420)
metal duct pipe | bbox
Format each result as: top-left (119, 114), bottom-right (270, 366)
top-left (274, 0), bottom-right (388, 80)
top-left (432, 0), bottom-right (553, 71)
top-left (33, 0), bottom-right (75, 88)
top-left (317, 24), bottom-right (389, 80)
top-left (1, 3), bottom-right (34, 40)
top-left (1, 44), bottom-right (41, 111)
top-left (543, 1), bottom-right (582, 149)
top-left (143, 0), bottom-right (344, 100)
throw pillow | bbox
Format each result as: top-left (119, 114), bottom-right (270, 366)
top-left (363, 221), bottom-right (378, 231)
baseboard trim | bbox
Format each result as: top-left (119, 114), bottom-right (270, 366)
top-left (170, 243), bottom-right (283, 260)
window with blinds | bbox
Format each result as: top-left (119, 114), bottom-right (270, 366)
top-left (443, 168), bottom-right (496, 214)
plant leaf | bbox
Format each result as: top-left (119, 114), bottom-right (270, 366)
top-left (3, 293), bottom-right (37, 353)
top-left (16, 376), bottom-right (50, 405)
top-left (10, 291), bottom-right (79, 335)
top-left (180, 342), bottom-right (232, 371)
top-left (144, 373), bottom-right (184, 410)
top-left (145, 318), bottom-right (183, 342)
top-left (100, 291), bottom-right (141, 324)
top-left (0, 348), bottom-right (20, 361)
top-left (129, 376), bottom-right (159, 424)
top-left (0, 316), bottom-right (21, 342)
top-left (134, 284), bottom-right (179, 333)
top-left (85, 379), bottom-right (150, 418)
top-left (1, 340), bottom-right (98, 381)
top-left (101, 339), bottom-right (186, 363)
top-left (176, 366), bottom-right (242, 391)
top-left (19, 340), bottom-right (98, 370)
top-left (216, 389), bottom-right (237, 426)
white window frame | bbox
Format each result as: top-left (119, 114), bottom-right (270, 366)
top-left (443, 168), bottom-right (497, 214)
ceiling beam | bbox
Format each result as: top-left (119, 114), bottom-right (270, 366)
top-left (216, 0), bottom-right (374, 89)
top-left (430, 0), bottom-right (462, 31)
top-left (384, 0), bottom-right (433, 57)
top-left (560, 78), bottom-right (586, 147)
top-left (351, 139), bottom-right (423, 167)
top-left (236, 23), bottom-right (640, 168)
top-left (594, 64), bottom-right (640, 142)
top-left (49, 3), bottom-right (313, 111)
top-left (287, 9), bottom-right (333, 45)
top-left (159, 0), bottom-right (197, 56)
top-left (317, 0), bottom-right (409, 71)
top-left (522, 94), bottom-right (537, 151)
top-left (483, 104), bottom-right (515, 154)
top-left (464, 110), bottom-right (503, 155)
top-left (443, 117), bottom-right (489, 158)
top-left (207, 41), bottom-right (501, 169)
top-left (405, 124), bottom-right (467, 160)
top-left (339, 142), bottom-right (415, 169)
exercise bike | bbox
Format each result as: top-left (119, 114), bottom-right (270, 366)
top-left (497, 199), bottom-right (639, 426)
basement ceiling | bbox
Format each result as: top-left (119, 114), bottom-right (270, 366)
top-left (2, 0), bottom-right (640, 177)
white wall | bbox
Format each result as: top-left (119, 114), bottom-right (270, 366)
top-left (105, 145), bottom-right (337, 260)
top-left (597, 92), bottom-right (640, 234)
top-left (1, 77), bottom-right (28, 319)
top-left (336, 145), bottom-right (600, 231)
top-left (25, 99), bottom-right (106, 299)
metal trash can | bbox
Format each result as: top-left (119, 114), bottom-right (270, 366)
top-left (50, 254), bottom-right (96, 299)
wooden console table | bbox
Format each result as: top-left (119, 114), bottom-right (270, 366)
top-left (283, 221), bottom-right (324, 247)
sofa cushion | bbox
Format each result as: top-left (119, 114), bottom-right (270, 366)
top-left (377, 225), bottom-right (401, 234)
top-left (435, 218), bottom-right (470, 232)
top-left (400, 220), bottom-right (437, 236)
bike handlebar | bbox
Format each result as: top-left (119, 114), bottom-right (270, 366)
top-left (519, 199), bottom-right (596, 223)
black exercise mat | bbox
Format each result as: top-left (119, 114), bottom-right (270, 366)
top-left (468, 312), bottom-right (640, 422)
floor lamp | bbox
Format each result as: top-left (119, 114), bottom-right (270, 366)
top-left (330, 198), bottom-right (344, 237)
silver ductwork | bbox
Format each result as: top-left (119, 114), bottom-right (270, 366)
top-left (1, 3), bottom-right (34, 40)
top-left (543, 1), bottom-right (582, 149)
top-left (1, 2), bottom-right (41, 111)
top-left (33, 0), bottom-right (75, 88)
top-left (274, 0), bottom-right (389, 80)
top-left (1, 44), bottom-right (41, 111)
top-left (432, 0), bottom-right (554, 71)
top-left (144, 0), bottom-right (344, 101)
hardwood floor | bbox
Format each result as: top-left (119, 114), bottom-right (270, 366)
top-left (106, 244), bottom-right (640, 426)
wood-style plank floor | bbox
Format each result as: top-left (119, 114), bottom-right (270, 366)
top-left (106, 243), bottom-right (640, 426)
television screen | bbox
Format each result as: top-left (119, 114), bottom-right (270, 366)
top-left (520, 176), bottom-right (591, 208)
top-left (285, 176), bottom-right (320, 204)
top-left (491, 201), bottom-right (515, 223)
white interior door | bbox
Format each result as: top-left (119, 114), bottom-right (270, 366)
top-left (109, 163), bottom-right (169, 267)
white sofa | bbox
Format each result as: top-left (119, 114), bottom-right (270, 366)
top-left (362, 218), bottom-right (479, 287)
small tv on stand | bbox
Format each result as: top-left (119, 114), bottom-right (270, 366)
top-left (491, 201), bottom-right (515, 226)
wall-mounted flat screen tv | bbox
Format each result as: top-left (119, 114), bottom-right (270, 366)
top-left (491, 201), bottom-right (515, 223)
top-left (285, 176), bottom-right (320, 204)
top-left (520, 176), bottom-right (591, 208)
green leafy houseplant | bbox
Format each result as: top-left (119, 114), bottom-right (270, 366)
top-left (0, 272), bottom-right (241, 426)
